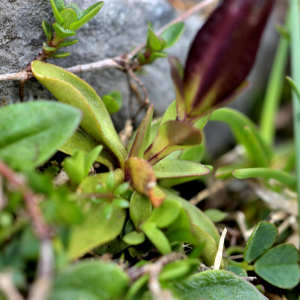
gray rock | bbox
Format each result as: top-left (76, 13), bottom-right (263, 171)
top-left (0, 0), bottom-right (201, 129)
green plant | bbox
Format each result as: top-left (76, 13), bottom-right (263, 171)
top-left (1, 0), bottom-right (299, 300)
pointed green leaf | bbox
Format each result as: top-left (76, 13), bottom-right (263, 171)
top-left (48, 260), bottom-right (129, 300)
top-left (60, 129), bottom-right (115, 170)
top-left (193, 224), bottom-right (224, 268)
top-left (57, 38), bottom-right (78, 49)
top-left (64, 150), bottom-right (86, 185)
top-left (32, 61), bottom-right (127, 169)
top-left (149, 51), bottom-right (168, 62)
top-left (60, 8), bottom-right (78, 29)
top-left (52, 23), bottom-right (76, 39)
top-left (129, 105), bottom-right (154, 159)
top-left (84, 145), bottom-right (103, 175)
top-left (244, 221), bottom-right (278, 263)
top-left (169, 56), bottom-right (186, 120)
top-left (255, 244), bottom-right (300, 289)
top-left (42, 20), bottom-right (54, 42)
top-left (144, 120), bottom-right (202, 165)
top-left (50, 51), bottom-right (70, 58)
top-left (114, 182), bottom-right (130, 196)
top-left (233, 168), bottom-right (297, 191)
top-left (129, 191), bottom-right (152, 230)
top-left (193, 113), bottom-right (211, 131)
top-left (123, 231), bottom-right (145, 245)
top-left (160, 22), bottom-right (185, 48)
top-left (286, 76), bottom-right (300, 104)
top-left (50, 0), bottom-right (65, 25)
top-left (169, 270), bottom-right (268, 300)
top-left (275, 23), bottom-right (290, 40)
top-left (153, 159), bottom-right (209, 179)
top-left (69, 2), bottom-right (104, 31)
top-left (0, 101), bottom-right (81, 171)
top-left (146, 22), bottom-right (164, 51)
top-left (140, 221), bottom-right (171, 255)
top-left (210, 108), bottom-right (272, 162)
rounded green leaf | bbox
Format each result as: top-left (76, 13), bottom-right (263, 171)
top-left (171, 270), bottom-right (268, 300)
top-left (0, 101), bottom-right (81, 171)
top-left (50, 51), bottom-right (71, 58)
top-left (130, 191), bottom-right (152, 229)
top-left (102, 95), bottom-right (120, 114)
top-left (254, 244), bottom-right (300, 289)
top-left (244, 221), bottom-right (278, 263)
top-left (57, 39), bottom-right (78, 49)
top-left (226, 265), bottom-right (247, 277)
top-left (48, 260), bottom-right (129, 300)
top-left (60, 8), bottom-right (78, 29)
top-left (123, 231), bottom-right (145, 245)
top-left (50, 0), bottom-right (65, 25)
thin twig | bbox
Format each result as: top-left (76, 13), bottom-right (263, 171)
top-left (0, 273), bottom-right (25, 300)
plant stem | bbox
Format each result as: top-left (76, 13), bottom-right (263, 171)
top-left (260, 15), bottom-right (289, 146)
top-left (290, 0), bottom-right (300, 249)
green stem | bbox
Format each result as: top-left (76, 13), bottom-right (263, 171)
top-left (233, 167), bottom-right (297, 191)
top-left (290, 0), bottom-right (300, 249)
top-left (260, 15), bottom-right (289, 146)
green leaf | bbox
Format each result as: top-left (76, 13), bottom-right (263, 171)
top-left (52, 23), bottom-right (76, 39)
top-left (275, 23), bottom-right (290, 40)
top-left (69, 2), bottom-right (104, 31)
top-left (193, 224), bottom-right (223, 268)
top-left (50, 51), bottom-right (71, 58)
top-left (286, 76), bottom-right (300, 104)
top-left (64, 4), bottom-right (81, 17)
top-left (153, 159), bottom-right (209, 179)
top-left (210, 108), bottom-right (272, 164)
top-left (160, 22), bottom-right (185, 48)
top-left (57, 39), bottom-right (78, 49)
top-left (147, 199), bottom-right (181, 228)
top-left (226, 265), bottom-right (247, 277)
top-left (254, 244), bottom-right (300, 289)
top-left (144, 120), bottom-right (202, 165)
top-left (159, 259), bottom-right (199, 281)
top-left (233, 168), bottom-right (297, 191)
top-left (147, 22), bottom-right (164, 51)
top-left (59, 129), bottom-right (115, 170)
top-left (169, 270), bottom-right (267, 300)
top-left (129, 105), bottom-right (154, 159)
top-left (32, 61), bottom-right (127, 169)
top-left (43, 42), bottom-right (56, 52)
top-left (114, 182), bottom-right (130, 196)
top-left (48, 260), bottom-right (129, 300)
top-left (84, 145), bottom-right (103, 175)
top-left (64, 150), bottom-right (86, 185)
top-left (102, 91), bottom-right (123, 114)
top-left (148, 51), bottom-right (168, 62)
top-left (215, 161), bottom-right (250, 179)
top-left (166, 208), bottom-right (197, 245)
top-left (161, 188), bottom-right (220, 243)
top-left (204, 209), bottom-right (228, 223)
top-left (60, 8), bottom-right (78, 29)
top-left (123, 231), bottom-right (145, 245)
top-left (140, 221), bottom-right (172, 255)
top-left (50, 0), bottom-right (65, 25)
top-left (129, 191), bottom-right (152, 230)
top-left (0, 101), bottom-right (81, 171)
top-left (244, 221), bottom-right (278, 263)
top-left (42, 20), bottom-right (54, 42)
top-left (113, 198), bottom-right (130, 209)
top-left (69, 202), bottom-right (126, 259)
